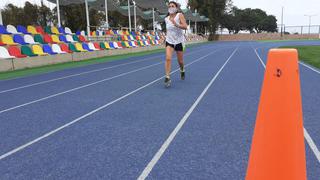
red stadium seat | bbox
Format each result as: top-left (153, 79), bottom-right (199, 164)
top-left (43, 34), bottom-right (54, 44)
top-left (36, 26), bottom-right (46, 35)
top-left (93, 42), bottom-right (103, 50)
top-left (78, 35), bottom-right (88, 42)
top-left (59, 43), bottom-right (73, 53)
top-left (8, 46), bottom-right (27, 58)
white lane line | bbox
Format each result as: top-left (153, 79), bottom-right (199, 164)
top-left (304, 128), bottom-right (320, 162)
top-left (253, 48), bottom-right (320, 164)
top-left (254, 48), bottom-right (266, 68)
top-left (0, 62), bottom-right (162, 115)
top-left (137, 48), bottom-right (239, 180)
top-left (300, 61), bottom-right (320, 75)
top-left (0, 54), bottom-right (164, 94)
top-left (0, 49), bottom-right (211, 115)
top-left (0, 45), bottom-right (210, 94)
top-left (0, 48), bottom-right (226, 161)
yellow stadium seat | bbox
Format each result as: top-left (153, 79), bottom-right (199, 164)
top-left (124, 42), bottom-right (131, 48)
top-left (51, 26), bottom-right (60, 34)
top-left (51, 35), bottom-right (61, 43)
top-left (32, 45), bottom-right (48, 56)
top-left (125, 31), bottom-right (129, 35)
top-left (92, 31), bottom-right (97, 37)
top-left (27, 26), bottom-right (38, 34)
top-left (124, 36), bottom-right (129, 41)
top-left (104, 42), bottom-right (111, 49)
top-left (75, 43), bottom-right (87, 52)
top-left (1, 35), bottom-right (18, 45)
top-left (109, 30), bottom-right (114, 35)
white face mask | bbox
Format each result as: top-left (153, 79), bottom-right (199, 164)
top-left (168, 7), bottom-right (177, 14)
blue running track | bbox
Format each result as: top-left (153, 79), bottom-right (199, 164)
top-left (0, 41), bottom-right (319, 179)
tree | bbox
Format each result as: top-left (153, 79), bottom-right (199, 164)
top-left (220, 6), bottom-right (278, 34)
top-left (189, 0), bottom-right (229, 40)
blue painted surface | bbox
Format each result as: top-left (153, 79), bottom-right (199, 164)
top-left (0, 41), bottom-right (319, 179)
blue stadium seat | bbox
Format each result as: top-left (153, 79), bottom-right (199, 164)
top-left (17, 25), bottom-right (31, 34)
top-left (13, 34), bottom-right (29, 45)
top-left (59, 35), bottom-right (69, 43)
top-left (42, 44), bottom-right (58, 55)
top-left (0, 25), bottom-right (11, 34)
top-left (82, 43), bottom-right (94, 51)
top-left (58, 27), bottom-right (66, 34)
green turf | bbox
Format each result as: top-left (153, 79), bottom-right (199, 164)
top-left (280, 46), bottom-right (320, 68)
top-left (0, 41), bottom-right (209, 80)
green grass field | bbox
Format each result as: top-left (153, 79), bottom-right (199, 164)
top-left (280, 46), bottom-right (320, 69)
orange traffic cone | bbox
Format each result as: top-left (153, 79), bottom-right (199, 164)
top-left (246, 49), bottom-right (307, 180)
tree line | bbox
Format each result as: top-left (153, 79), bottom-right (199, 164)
top-left (1, 0), bottom-right (277, 37)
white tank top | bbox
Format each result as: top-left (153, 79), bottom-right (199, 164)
top-left (165, 13), bottom-right (185, 45)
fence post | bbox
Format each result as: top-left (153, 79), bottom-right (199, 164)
top-left (301, 26), bottom-right (303, 35)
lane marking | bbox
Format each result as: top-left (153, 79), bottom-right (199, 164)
top-left (0, 48), bottom-right (228, 161)
top-left (253, 47), bottom-right (320, 164)
top-left (137, 48), bottom-right (238, 180)
top-left (0, 49), bottom-right (212, 115)
top-left (0, 45), bottom-right (211, 94)
top-left (0, 54), bottom-right (164, 94)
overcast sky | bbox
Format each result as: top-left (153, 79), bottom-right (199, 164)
top-left (1, 0), bottom-right (320, 27)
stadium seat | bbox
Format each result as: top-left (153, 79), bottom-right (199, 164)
top-left (66, 35), bottom-right (76, 43)
top-left (93, 42), bottom-right (103, 50)
top-left (0, 25), bottom-right (11, 34)
top-left (1, 35), bottom-right (18, 45)
top-left (129, 41), bottom-right (136, 47)
top-left (72, 35), bottom-right (80, 42)
top-left (75, 43), bottom-right (87, 52)
top-left (51, 26), bottom-right (60, 34)
top-left (113, 42), bottom-right (120, 49)
top-left (109, 42), bottom-right (116, 49)
top-left (80, 31), bottom-right (86, 36)
top-left (59, 35), bottom-right (69, 43)
top-left (43, 34), bottom-right (54, 44)
top-left (117, 42), bottom-right (124, 48)
top-left (0, 46), bottom-right (15, 59)
top-left (21, 45), bottom-right (38, 57)
top-left (123, 41), bottom-right (130, 48)
top-left (60, 43), bottom-right (73, 53)
top-left (104, 42), bottom-right (111, 49)
top-left (112, 30), bottom-right (118, 35)
top-left (8, 46), bottom-right (27, 58)
top-left (7, 25), bottom-right (21, 34)
top-left (27, 25), bottom-right (39, 34)
top-left (36, 26), bottom-right (46, 35)
top-left (65, 27), bottom-right (73, 35)
top-left (138, 41), bottom-right (144, 46)
top-left (75, 30), bottom-right (81, 35)
top-left (58, 27), bottom-right (66, 34)
top-left (134, 41), bottom-right (139, 47)
top-left (52, 44), bottom-right (67, 54)
top-left (17, 25), bottom-right (31, 34)
top-left (0, 40), bottom-right (5, 46)
top-left (24, 35), bottom-right (39, 44)
top-left (32, 45), bottom-right (48, 56)
top-left (13, 34), bottom-right (29, 45)
top-left (69, 43), bottom-right (81, 52)
top-left (34, 34), bottom-right (45, 44)
top-left (51, 35), bottom-right (62, 43)
top-left (78, 35), bottom-right (88, 42)
top-left (91, 31), bottom-right (97, 37)
top-left (88, 43), bottom-right (99, 51)
top-left (99, 42), bottom-right (107, 50)
top-left (82, 43), bottom-right (94, 51)
top-left (45, 26), bottom-right (52, 34)
top-left (43, 44), bottom-right (58, 55)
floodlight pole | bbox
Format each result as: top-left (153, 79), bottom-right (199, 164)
top-left (128, 0), bottom-right (131, 31)
top-left (85, 0), bottom-right (91, 37)
top-left (280, 6), bottom-right (284, 37)
top-left (105, 0), bottom-right (109, 28)
top-left (134, 1), bottom-right (137, 32)
top-left (153, 8), bottom-right (155, 31)
top-left (305, 14), bottom-right (317, 34)
top-left (56, 0), bottom-right (61, 27)
top-left (0, 8), bottom-right (3, 25)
